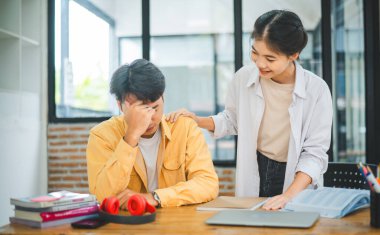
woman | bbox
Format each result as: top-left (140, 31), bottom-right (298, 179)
top-left (167, 10), bottom-right (332, 210)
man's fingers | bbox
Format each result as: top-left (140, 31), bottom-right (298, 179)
top-left (119, 195), bottom-right (129, 208)
top-left (117, 191), bottom-right (128, 207)
top-left (120, 201), bottom-right (128, 211)
top-left (128, 100), bottom-right (143, 108)
top-left (116, 190), bottom-right (126, 200)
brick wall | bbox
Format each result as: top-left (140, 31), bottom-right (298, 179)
top-left (48, 123), bottom-right (236, 196)
top-left (48, 124), bottom-right (93, 194)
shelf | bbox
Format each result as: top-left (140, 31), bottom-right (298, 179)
top-left (0, 0), bottom-right (41, 93)
top-left (0, 28), bottom-right (20, 40)
top-left (21, 36), bottom-right (39, 47)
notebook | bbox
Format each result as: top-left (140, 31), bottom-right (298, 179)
top-left (197, 196), bottom-right (268, 211)
top-left (205, 211), bottom-right (320, 228)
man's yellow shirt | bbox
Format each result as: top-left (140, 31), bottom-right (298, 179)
top-left (86, 115), bottom-right (219, 207)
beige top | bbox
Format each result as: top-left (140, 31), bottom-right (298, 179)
top-left (257, 77), bottom-right (295, 162)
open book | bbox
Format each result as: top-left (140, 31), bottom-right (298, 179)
top-left (284, 187), bottom-right (370, 218)
top-left (197, 196), bottom-right (268, 211)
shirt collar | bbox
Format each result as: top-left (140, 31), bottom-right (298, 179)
top-left (160, 115), bottom-right (172, 141)
top-left (293, 61), bottom-right (306, 99)
top-left (246, 64), bottom-right (260, 87)
top-left (245, 61), bottom-right (307, 99)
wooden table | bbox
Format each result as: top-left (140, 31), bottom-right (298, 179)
top-left (0, 204), bottom-right (379, 234)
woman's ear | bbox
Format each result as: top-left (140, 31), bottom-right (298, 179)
top-left (289, 52), bottom-right (300, 61)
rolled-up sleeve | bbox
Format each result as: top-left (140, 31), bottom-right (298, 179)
top-left (296, 84), bottom-right (333, 185)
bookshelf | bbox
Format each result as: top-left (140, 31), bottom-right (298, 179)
top-left (0, 0), bottom-right (46, 226)
top-left (0, 0), bottom-right (41, 92)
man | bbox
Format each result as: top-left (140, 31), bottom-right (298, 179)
top-left (86, 59), bottom-right (219, 208)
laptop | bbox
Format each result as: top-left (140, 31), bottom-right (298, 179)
top-left (205, 210), bottom-right (320, 228)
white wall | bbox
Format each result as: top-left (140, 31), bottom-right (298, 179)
top-left (0, 0), bottom-right (47, 226)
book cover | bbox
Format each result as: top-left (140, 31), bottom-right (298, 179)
top-left (284, 187), bottom-right (370, 218)
top-left (15, 205), bottom-right (99, 222)
top-left (10, 214), bottom-right (98, 228)
top-left (14, 201), bottom-right (98, 212)
top-left (10, 191), bottom-right (97, 209)
top-left (197, 196), bottom-right (267, 211)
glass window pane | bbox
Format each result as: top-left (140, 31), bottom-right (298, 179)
top-left (117, 0), bottom-right (142, 64)
top-left (242, 0), bottom-right (323, 77)
top-left (55, 0), bottom-right (142, 118)
top-left (331, 0), bottom-right (365, 162)
top-left (56, 0), bottom-right (114, 117)
top-left (120, 38), bottom-right (142, 64)
top-left (150, 0), bottom-right (235, 161)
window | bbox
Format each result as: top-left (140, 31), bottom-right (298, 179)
top-left (118, 0), bottom-right (142, 64)
top-left (150, 0), bottom-right (235, 161)
top-left (53, 0), bottom-right (117, 119)
top-left (49, 0), bottom-right (378, 164)
top-left (331, 0), bottom-right (365, 162)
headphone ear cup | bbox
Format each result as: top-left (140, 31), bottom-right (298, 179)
top-left (100, 197), bottom-right (108, 211)
top-left (145, 202), bottom-right (156, 213)
top-left (101, 196), bottom-right (120, 214)
top-left (127, 194), bottom-right (147, 216)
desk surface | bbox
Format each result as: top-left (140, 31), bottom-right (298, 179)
top-left (0, 205), bottom-right (378, 234)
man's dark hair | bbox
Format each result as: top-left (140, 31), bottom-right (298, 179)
top-left (110, 59), bottom-right (165, 102)
top-left (251, 10), bottom-right (308, 56)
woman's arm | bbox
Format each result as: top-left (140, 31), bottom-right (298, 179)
top-left (166, 109), bottom-right (215, 131)
top-left (262, 171), bottom-right (311, 210)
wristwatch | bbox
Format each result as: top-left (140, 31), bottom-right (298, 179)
top-left (152, 191), bottom-right (161, 208)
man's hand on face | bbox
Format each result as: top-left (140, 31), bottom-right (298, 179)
top-left (121, 100), bottom-right (155, 146)
top-left (117, 189), bottom-right (158, 210)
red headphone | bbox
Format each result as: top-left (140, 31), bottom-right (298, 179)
top-left (99, 195), bottom-right (156, 224)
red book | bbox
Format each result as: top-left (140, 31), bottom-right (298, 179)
top-left (14, 205), bottom-right (99, 222)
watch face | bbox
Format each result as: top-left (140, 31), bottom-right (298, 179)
top-left (153, 192), bottom-right (161, 204)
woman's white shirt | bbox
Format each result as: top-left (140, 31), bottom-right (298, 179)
top-left (211, 62), bottom-right (333, 197)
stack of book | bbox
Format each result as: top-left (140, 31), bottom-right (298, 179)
top-left (9, 190), bottom-right (99, 228)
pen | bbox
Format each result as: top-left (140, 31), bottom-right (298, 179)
top-left (357, 163), bottom-right (365, 177)
top-left (364, 166), bottom-right (380, 193)
top-left (357, 163), bottom-right (374, 191)
top-left (377, 163), bottom-right (380, 179)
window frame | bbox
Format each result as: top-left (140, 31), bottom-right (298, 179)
top-left (48, 0), bottom-right (380, 165)
top-left (48, 0), bottom-right (115, 123)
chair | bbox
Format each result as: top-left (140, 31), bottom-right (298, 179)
top-left (323, 162), bottom-right (377, 190)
